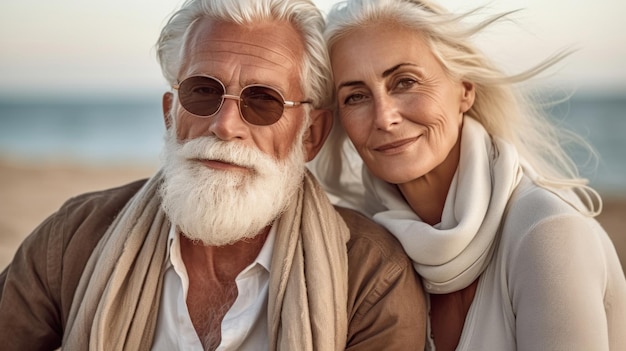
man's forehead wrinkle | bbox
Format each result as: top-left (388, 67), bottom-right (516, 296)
top-left (207, 49), bottom-right (291, 69)
top-left (201, 38), bottom-right (299, 66)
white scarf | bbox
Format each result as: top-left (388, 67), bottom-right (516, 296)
top-left (363, 117), bottom-right (523, 294)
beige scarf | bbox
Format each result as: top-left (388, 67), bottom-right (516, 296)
top-left (63, 170), bottom-right (349, 350)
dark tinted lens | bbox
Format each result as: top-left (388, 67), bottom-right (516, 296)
top-left (240, 86), bottom-right (285, 125)
top-left (178, 76), bottom-right (224, 116)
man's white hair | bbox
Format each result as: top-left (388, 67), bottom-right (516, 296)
top-left (155, 0), bottom-right (333, 110)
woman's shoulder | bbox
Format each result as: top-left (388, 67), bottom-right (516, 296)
top-left (497, 177), bottom-right (614, 278)
top-left (507, 177), bottom-right (582, 218)
top-left (501, 177), bottom-right (600, 238)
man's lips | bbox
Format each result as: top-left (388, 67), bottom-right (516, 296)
top-left (194, 158), bottom-right (251, 172)
top-left (374, 136), bottom-right (419, 154)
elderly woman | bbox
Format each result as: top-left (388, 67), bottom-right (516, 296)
top-left (311, 0), bottom-right (626, 350)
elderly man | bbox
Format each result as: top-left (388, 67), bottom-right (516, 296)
top-left (0, 0), bottom-right (426, 350)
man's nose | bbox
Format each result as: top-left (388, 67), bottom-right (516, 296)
top-left (206, 98), bottom-right (249, 141)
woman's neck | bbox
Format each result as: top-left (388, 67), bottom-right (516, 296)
top-left (398, 139), bottom-right (461, 226)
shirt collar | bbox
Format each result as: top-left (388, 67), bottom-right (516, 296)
top-left (255, 224), bottom-right (275, 272)
top-left (166, 224), bottom-right (276, 273)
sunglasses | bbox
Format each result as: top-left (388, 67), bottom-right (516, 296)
top-left (173, 75), bottom-right (312, 126)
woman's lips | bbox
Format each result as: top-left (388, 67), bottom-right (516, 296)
top-left (374, 136), bottom-right (419, 154)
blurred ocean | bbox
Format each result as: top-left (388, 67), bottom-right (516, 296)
top-left (0, 92), bottom-right (625, 195)
top-left (0, 97), bottom-right (165, 167)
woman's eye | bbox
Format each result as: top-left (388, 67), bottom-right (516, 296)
top-left (394, 78), bottom-right (418, 91)
top-left (343, 93), bottom-right (368, 105)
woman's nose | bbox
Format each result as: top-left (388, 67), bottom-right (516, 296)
top-left (373, 94), bottom-right (402, 131)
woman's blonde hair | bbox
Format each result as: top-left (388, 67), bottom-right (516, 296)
top-left (311, 0), bottom-right (593, 203)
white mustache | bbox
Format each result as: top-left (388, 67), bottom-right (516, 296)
top-left (176, 136), bottom-right (272, 171)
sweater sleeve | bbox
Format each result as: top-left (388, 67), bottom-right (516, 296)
top-left (509, 213), bottom-right (612, 351)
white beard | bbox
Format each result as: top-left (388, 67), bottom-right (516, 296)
top-left (159, 129), bottom-right (306, 246)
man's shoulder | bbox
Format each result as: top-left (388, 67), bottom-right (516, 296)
top-left (59, 179), bottom-right (148, 219)
top-left (334, 206), bottom-right (410, 267)
top-left (334, 205), bottom-right (425, 343)
top-left (43, 178), bottom-right (149, 246)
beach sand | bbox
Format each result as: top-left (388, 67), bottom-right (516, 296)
top-left (1, 159), bottom-right (625, 272)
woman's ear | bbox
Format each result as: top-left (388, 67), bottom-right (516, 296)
top-left (460, 81), bottom-right (475, 113)
top-left (303, 109), bottom-right (333, 162)
top-left (162, 92), bottom-right (174, 130)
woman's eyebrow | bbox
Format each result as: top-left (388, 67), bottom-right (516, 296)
top-left (382, 62), bottom-right (419, 78)
top-left (337, 62), bottom-right (421, 91)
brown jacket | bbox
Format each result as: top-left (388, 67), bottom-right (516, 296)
top-left (0, 179), bottom-right (426, 350)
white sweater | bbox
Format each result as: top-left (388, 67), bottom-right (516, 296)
top-left (449, 176), bottom-right (626, 350)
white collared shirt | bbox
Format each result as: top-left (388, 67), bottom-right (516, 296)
top-left (152, 225), bottom-right (275, 351)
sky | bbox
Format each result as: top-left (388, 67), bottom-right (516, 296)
top-left (1, 0), bottom-right (625, 99)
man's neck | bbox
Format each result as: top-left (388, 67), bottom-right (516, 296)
top-left (179, 226), bottom-right (271, 282)
top-left (179, 226), bottom-right (271, 349)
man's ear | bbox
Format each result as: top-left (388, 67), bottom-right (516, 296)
top-left (460, 81), bottom-right (475, 113)
top-left (303, 108), bottom-right (333, 162)
top-left (162, 92), bottom-right (174, 130)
